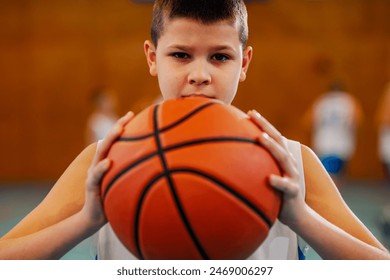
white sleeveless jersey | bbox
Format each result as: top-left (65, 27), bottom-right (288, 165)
top-left (312, 91), bottom-right (357, 159)
top-left (93, 139), bottom-right (306, 260)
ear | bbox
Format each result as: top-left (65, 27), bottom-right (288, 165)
top-left (144, 40), bottom-right (157, 76)
top-left (240, 46), bottom-right (253, 82)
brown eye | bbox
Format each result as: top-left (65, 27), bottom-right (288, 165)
top-left (211, 54), bottom-right (229, 62)
top-left (172, 52), bottom-right (190, 59)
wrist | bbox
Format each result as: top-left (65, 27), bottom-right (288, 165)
top-left (78, 207), bottom-right (106, 236)
top-left (286, 204), bottom-right (314, 234)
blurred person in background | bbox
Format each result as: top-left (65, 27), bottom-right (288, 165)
top-left (303, 81), bottom-right (363, 186)
top-left (85, 87), bottom-right (119, 145)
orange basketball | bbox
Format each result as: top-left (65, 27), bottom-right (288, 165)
top-left (101, 97), bottom-right (281, 260)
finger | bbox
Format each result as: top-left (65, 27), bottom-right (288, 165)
top-left (92, 111), bottom-right (134, 166)
top-left (269, 174), bottom-right (297, 197)
top-left (101, 111), bottom-right (134, 149)
top-left (87, 158), bottom-right (111, 189)
top-left (258, 133), bottom-right (299, 179)
top-left (248, 110), bottom-right (286, 148)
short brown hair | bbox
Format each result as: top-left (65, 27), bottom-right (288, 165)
top-left (151, 0), bottom-right (248, 47)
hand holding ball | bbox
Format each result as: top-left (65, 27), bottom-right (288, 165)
top-left (101, 97), bottom-right (281, 259)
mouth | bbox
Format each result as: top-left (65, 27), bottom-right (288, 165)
top-left (181, 94), bottom-right (215, 99)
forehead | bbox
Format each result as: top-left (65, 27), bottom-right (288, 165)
top-left (158, 17), bottom-right (242, 48)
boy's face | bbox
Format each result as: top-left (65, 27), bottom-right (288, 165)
top-left (144, 17), bottom-right (252, 105)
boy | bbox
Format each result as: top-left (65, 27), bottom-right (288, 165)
top-left (0, 0), bottom-right (389, 259)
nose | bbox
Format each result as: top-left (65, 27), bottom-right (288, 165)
top-left (188, 60), bottom-right (211, 86)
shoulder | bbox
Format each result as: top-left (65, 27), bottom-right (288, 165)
top-left (300, 143), bottom-right (329, 187)
top-left (300, 144), bottom-right (317, 162)
top-left (72, 142), bottom-right (98, 167)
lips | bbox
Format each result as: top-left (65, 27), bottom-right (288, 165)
top-left (181, 94), bottom-right (215, 99)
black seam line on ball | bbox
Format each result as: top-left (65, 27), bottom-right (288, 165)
top-left (165, 137), bottom-right (260, 151)
top-left (170, 168), bottom-right (273, 228)
top-left (134, 172), bottom-right (166, 260)
top-left (134, 167), bottom-right (272, 259)
top-left (102, 150), bottom-right (159, 199)
top-left (152, 104), bottom-right (210, 260)
top-left (117, 102), bottom-right (216, 141)
top-left (102, 137), bottom-right (260, 199)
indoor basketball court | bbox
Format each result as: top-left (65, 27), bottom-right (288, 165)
top-left (1, 0), bottom-right (390, 263)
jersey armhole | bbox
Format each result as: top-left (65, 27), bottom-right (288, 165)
top-left (285, 138), bottom-right (310, 259)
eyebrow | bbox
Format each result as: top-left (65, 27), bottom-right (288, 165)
top-left (167, 44), bottom-right (236, 52)
top-left (212, 45), bottom-right (236, 52)
top-left (166, 45), bottom-right (192, 51)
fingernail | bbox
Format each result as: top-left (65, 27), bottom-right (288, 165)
top-left (253, 110), bottom-right (262, 119)
top-left (262, 132), bottom-right (270, 140)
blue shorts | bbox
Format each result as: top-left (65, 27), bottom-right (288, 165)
top-left (320, 155), bottom-right (346, 175)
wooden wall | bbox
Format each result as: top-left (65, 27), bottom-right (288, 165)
top-left (0, 0), bottom-right (389, 181)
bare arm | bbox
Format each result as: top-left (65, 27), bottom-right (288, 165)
top-left (0, 112), bottom-right (133, 259)
top-left (289, 202), bottom-right (389, 259)
top-left (0, 143), bottom-right (97, 259)
top-left (248, 110), bottom-right (390, 260)
top-left (302, 144), bottom-right (386, 249)
top-left (0, 210), bottom-right (98, 259)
